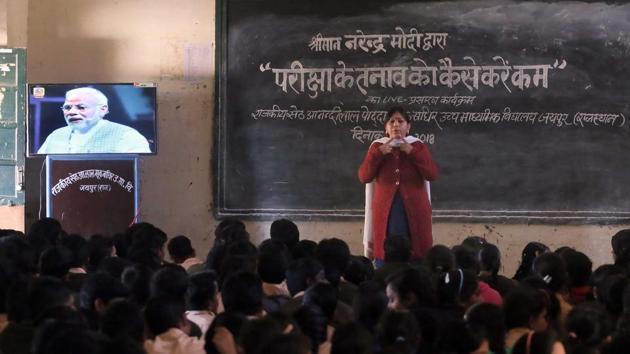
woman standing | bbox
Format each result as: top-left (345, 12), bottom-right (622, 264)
top-left (359, 107), bottom-right (439, 263)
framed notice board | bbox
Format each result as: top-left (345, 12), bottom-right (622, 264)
top-left (216, 0), bottom-right (630, 223)
top-left (46, 155), bottom-right (138, 236)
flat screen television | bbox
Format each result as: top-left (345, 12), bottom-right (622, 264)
top-left (27, 83), bottom-right (157, 155)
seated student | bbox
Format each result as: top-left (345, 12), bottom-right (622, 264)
top-left (293, 283), bottom-right (339, 354)
top-left (204, 312), bottom-right (246, 354)
top-left (558, 248), bottom-right (593, 305)
top-left (479, 242), bottom-right (516, 297)
top-left (238, 316), bottom-right (284, 354)
top-left (150, 264), bottom-right (189, 300)
top-left (512, 330), bottom-right (566, 354)
top-left (373, 235), bottom-right (411, 284)
top-left (291, 239), bottom-right (318, 260)
top-left (186, 271), bottom-right (218, 336)
top-left (60, 234), bottom-right (89, 291)
top-left (503, 285), bottom-right (550, 351)
top-left (424, 244), bottom-right (456, 276)
top-left (79, 272), bottom-right (129, 330)
top-left (343, 255), bottom-right (374, 286)
top-left (331, 322), bottom-right (373, 354)
top-left (270, 218), bottom-right (300, 254)
top-left (38, 246), bottom-right (73, 280)
top-left (100, 298), bottom-right (145, 344)
top-left (258, 239), bottom-right (291, 297)
top-left (144, 297), bottom-right (205, 354)
top-left (453, 244), bottom-right (502, 306)
top-left (316, 238), bottom-right (357, 306)
top-left (513, 241), bottom-right (550, 281)
top-left (564, 303), bottom-right (612, 354)
top-left (464, 303), bottom-right (506, 354)
top-left (167, 235), bottom-right (203, 271)
top-left (221, 271), bottom-right (265, 318)
top-left (282, 258), bottom-right (325, 316)
top-left (375, 310), bottom-right (421, 354)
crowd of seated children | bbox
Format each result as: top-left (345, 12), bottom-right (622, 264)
top-left (2, 220), bottom-right (630, 354)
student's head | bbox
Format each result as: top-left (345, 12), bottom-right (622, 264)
top-left (424, 244), bottom-right (456, 275)
top-left (0, 235), bottom-right (37, 276)
top-left (453, 244), bottom-right (481, 275)
top-left (221, 271), bottom-right (263, 316)
top-left (331, 322), bottom-right (373, 354)
top-left (62, 87), bottom-right (109, 133)
top-left (533, 252), bottom-right (569, 293)
top-left (150, 264), bottom-right (189, 301)
top-left (461, 236), bottom-right (487, 253)
top-left (479, 242), bottom-right (502, 275)
top-left (512, 330), bottom-right (566, 354)
top-left (384, 235), bottom-right (411, 263)
top-left (85, 234), bottom-right (115, 271)
top-left (591, 264), bottom-right (624, 301)
top-left (598, 274), bottom-right (629, 320)
top-left (204, 312), bottom-right (247, 354)
top-left (258, 239), bottom-right (290, 285)
top-left (384, 106), bottom-right (411, 139)
top-left (386, 266), bottom-right (436, 310)
top-left (285, 257), bottom-right (325, 297)
top-left (612, 229), bottom-right (630, 266)
top-left (27, 218), bottom-right (65, 261)
top-left (376, 309), bottom-right (421, 354)
top-left (316, 238), bottom-right (351, 286)
top-left (353, 280), bottom-right (388, 334)
top-left (167, 235), bottom-right (195, 264)
top-left (291, 239), bottom-right (318, 260)
top-left (558, 248), bottom-right (593, 288)
top-left (39, 246), bottom-right (73, 279)
top-left (270, 218), bottom-right (300, 252)
top-left (79, 272), bottom-right (129, 313)
top-left (514, 241), bottom-right (550, 280)
top-left (503, 286), bottom-right (550, 331)
top-left (304, 282), bottom-right (338, 321)
top-left (144, 297), bottom-right (186, 336)
top-left (60, 234), bottom-right (88, 269)
top-left (239, 316), bottom-right (284, 354)
top-left (464, 303), bottom-right (506, 354)
top-left (214, 218), bottom-right (249, 246)
top-left (343, 256), bottom-right (374, 286)
top-left (564, 303), bottom-right (611, 353)
top-left (186, 271), bottom-right (218, 312)
top-left (32, 322), bottom-right (101, 354)
top-left (121, 264), bottom-right (153, 306)
top-left (436, 268), bottom-right (480, 309)
top-left (100, 298), bottom-right (145, 342)
top-left (28, 276), bottom-right (75, 323)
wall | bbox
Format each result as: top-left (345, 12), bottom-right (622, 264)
top-left (2, 0), bottom-right (625, 277)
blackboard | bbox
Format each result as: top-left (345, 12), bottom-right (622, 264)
top-left (216, 0), bottom-right (630, 222)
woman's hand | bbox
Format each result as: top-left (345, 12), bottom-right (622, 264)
top-left (400, 141), bottom-right (413, 154)
top-left (378, 138), bottom-right (394, 154)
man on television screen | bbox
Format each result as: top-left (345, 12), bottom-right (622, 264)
top-left (37, 87), bottom-right (151, 154)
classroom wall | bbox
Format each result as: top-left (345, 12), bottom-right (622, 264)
top-left (2, 0), bottom-right (626, 276)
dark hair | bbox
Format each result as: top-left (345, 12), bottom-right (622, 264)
top-left (100, 298), bottom-right (145, 342)
top-left (33, 322), bottom-right (101, 354)
top-left (316, 238), bottom-right (351, 286)
top-left (121, 264), bottom-right (153, 306)
top-left (258, 333), bottom-right (311, 354)
top-left (598, 274), bottom-right (629, 322)
top-left (424, 244), bottom-right (456, 275)
top-left (591, 264), bottom-right (624, 301)
top-left (343, 256), bottom-right (374, 286)
top-left (291, 239), bottom-right (318, 260)
top-left (532, 252), bottom-right (569, 293)
top-left (386, 267), bottom-right (436, 308)
top-left (304, 282), bottom-right (338, 321)
top-left (559, 248), bottom-right (593, 288)
top-left (465, 303), bottom-right (506, 354)
top-left (512, 330), bottom-right (561, 354)
top-left (60, 234), bottom-right (88, 268)
top-left (167, 235), bottom-right (195, 263)
top-left (564, 303), bottom-right (611, 354)
top-left (270, 218), bottom-right (300, 252)
top-left (331, 322), bottom-right (373, 354)
top-left (28, 276), bottom-right (74, 324)
top-left (79, 272), bottom-right (129, 311)
top-left (39, 246), bottom-right (73, 279)
top-left (239, 316), bottom-right (284, 354)
top-left (612, 229), bottom-right (630, 267)
top-left (221, 271), bottom-right (263, 316)
top-left (294, 302), bottom-right (329, 353)
top-left (187, 271), bottom-right (218, 311)
top-left (385, 106), bottom-right (411, 123)
top-left (85, 235), bottom-right (115, 272)
top-left (204, 312), bottom-right (246, 354)
top-left (453, 244), bottom-right (481, 274)
top-left (27, 218), bottom-right (65, 261)
top-left (462, 236), bottom-right (487, 252)
top-left (513, 242), bottom-right (550, 281)
top-left (503, 286), bottom-right (549, 329)
top-left (384, 235), bottom-right (411, 263)
top-left (98, 256), bottom-right (132, 280)
top-left (352, 280), bottom-right (388, 334)
top-left (286, 257), bottom-right (324, 296)
top-left (144, 297), bottom-right (185, 336)
top-left (150, 264), bottom-right (189, 300)
top-left (258, 239), bottom-right (290, 284)
top-left (0, 235), bottom-right (37, 277)
top-left (376, 310), bottom-right (421, 354)
top-left (436, 268), bottom-right (478, 308)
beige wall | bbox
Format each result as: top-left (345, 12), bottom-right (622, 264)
top-left (1, 0), bottom-right (626, 276)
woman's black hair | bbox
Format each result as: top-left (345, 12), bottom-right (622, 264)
top-left (385, 106), bottom-right (410, 123)
top-left (513, 242), bottom-right (549, 281)
top-left (386, 266), bottom-right (437, 308)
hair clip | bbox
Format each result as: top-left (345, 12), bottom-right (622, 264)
top-left (543, 275), bottom-right (552, 284)
top-left (457, 268), bottom-right (464, 295)
top-left (445, 273), bottom-right (450, 284)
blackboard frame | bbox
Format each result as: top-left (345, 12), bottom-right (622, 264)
top-left (214, 0), bottom-right (630, 224)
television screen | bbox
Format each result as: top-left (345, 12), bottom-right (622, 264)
top-left (27, 83), bottom-right (157, 155)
